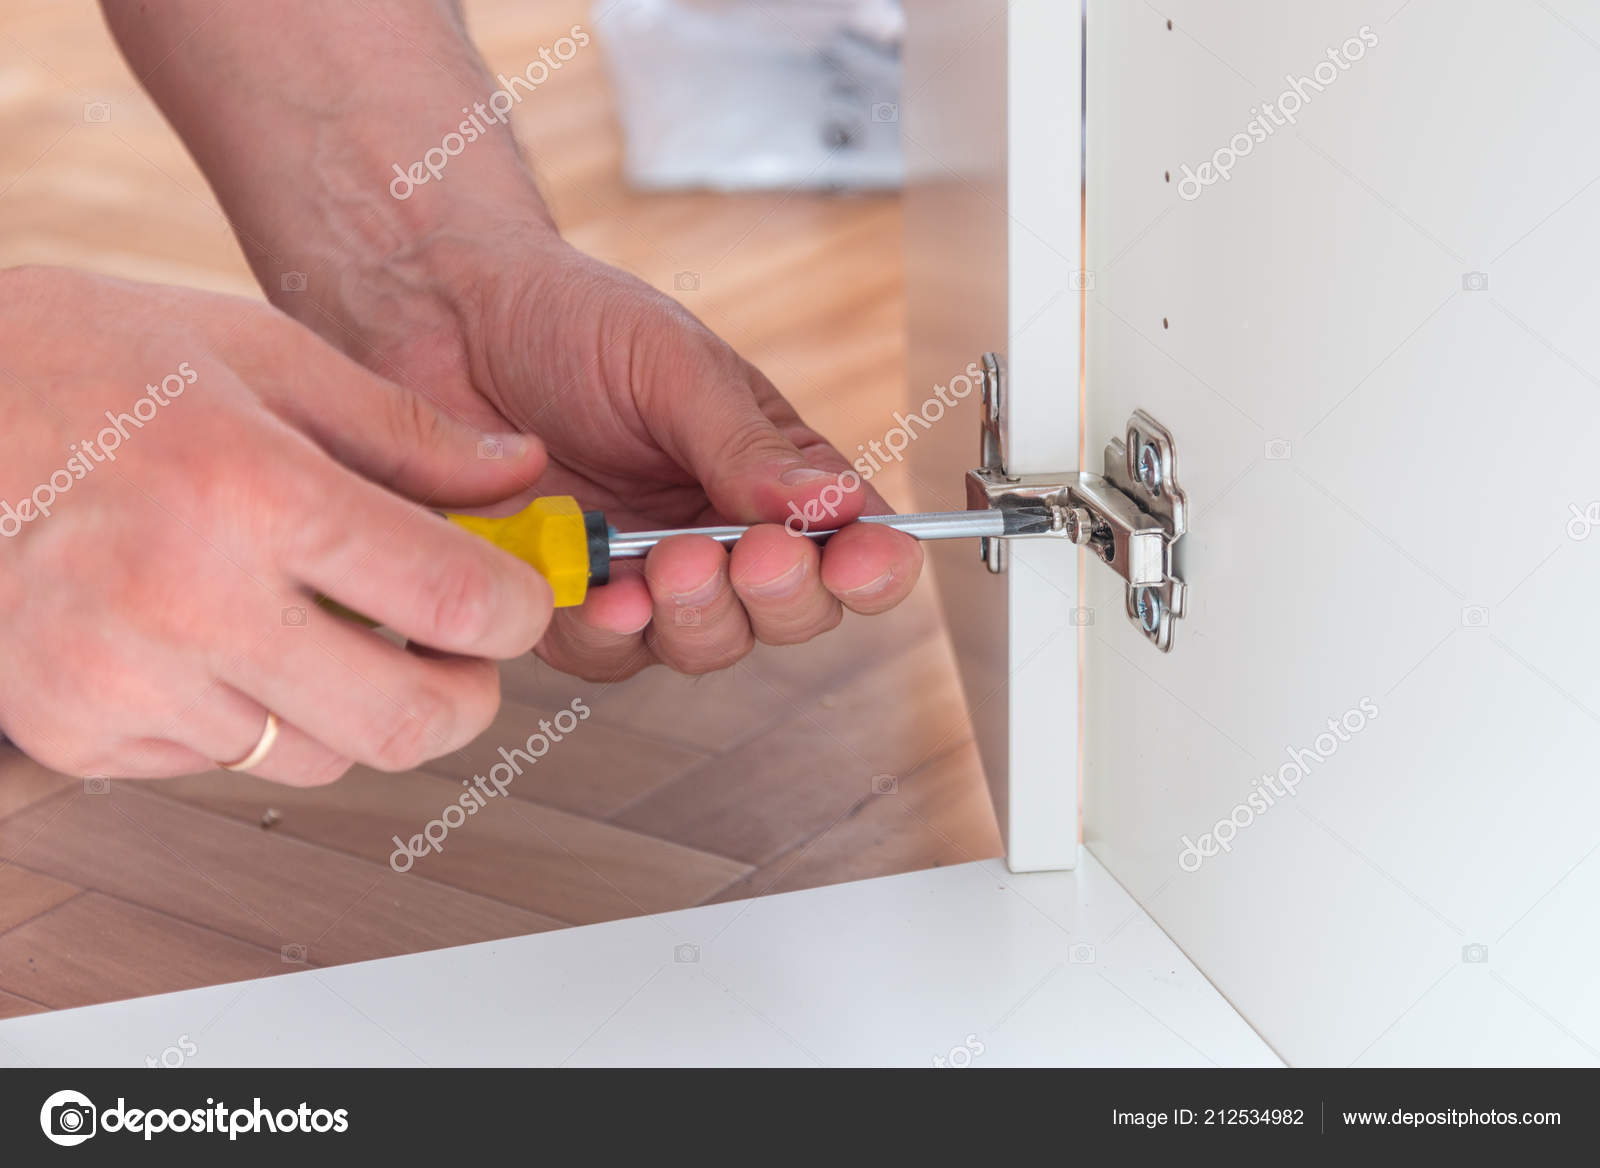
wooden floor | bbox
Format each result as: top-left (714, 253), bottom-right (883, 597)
top-left (0, 1), bottom-right (1000, 1017)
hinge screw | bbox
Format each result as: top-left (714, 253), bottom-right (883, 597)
top-left (1134, 586), bottom-right (1163, 634)
top-left (1060, 506), bottom-right (1095, 545)
top-left (1137, 442), bottom-right (1163, 495)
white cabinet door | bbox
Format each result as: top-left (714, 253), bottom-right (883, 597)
top-left (904, 0), bottom-right (1084, 872)
top-left (1083, 0), bottom-right (1600, 1066)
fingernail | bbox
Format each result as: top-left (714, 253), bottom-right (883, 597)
top-left (670, 569), bottom-right (724, 608)
top-left (838, 568), bottom-right (894, 598)
top-left (745, 558), bottom-right (808, 600)
top-left (779, 465), bottom-right (837, 486)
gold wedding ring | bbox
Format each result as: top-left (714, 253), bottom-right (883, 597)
top-left (217, 710), bottom-right (281, 772)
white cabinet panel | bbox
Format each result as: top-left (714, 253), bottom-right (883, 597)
top-left (1085, 0), bottom-right (1600, 1065)
top-left (0, 858), bottom-right (1279, 1068)
top-left (904, 0), bottom-right (1081, 870)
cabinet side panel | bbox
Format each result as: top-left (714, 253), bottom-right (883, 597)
top-left (1085, 0), bottom-right (1600, 1065)
top-left (905, 0), bottom-right (1082, 871)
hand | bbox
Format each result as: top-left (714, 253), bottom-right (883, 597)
top-left (0, 267), bottom-right (553, 784)
top-left (98, 0), bottom-right (923, 681)
top-left (341, 231), bottom-right (925, 681)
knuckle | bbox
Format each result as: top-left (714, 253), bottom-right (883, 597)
top-left (388, 389), bottom-right (444, 463)
top-left (721, 415), bottom-right (788, 467)
top-left (369, 697), bottom-right (451, 771)
top-left (422, 557), bottom-right (497, 647)
top-left (757, 603), bottom-right (843, 647)
top-left (654, 628), bottom-right (754, 676)
top-left (753, 625), bottom-right (808, 648)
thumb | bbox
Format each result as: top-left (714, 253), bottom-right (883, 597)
top-left (661, 367), bottom-right (865, 527)
top-left (259, 346), bottom-right (547, 508)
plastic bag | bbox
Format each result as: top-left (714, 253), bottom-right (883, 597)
top-left (592, 0), bottom-right (904, 191)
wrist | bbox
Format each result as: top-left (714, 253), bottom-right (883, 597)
top-left (101, 0), bottom-right (569, 388)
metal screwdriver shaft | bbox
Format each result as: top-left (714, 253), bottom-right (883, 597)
top-left (607, 504), bottom-right (1052, 561)
top-left (443, 494), bottom-right (1061, 610)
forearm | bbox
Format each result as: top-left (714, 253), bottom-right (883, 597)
top-left (101, 1), bottom-right (562, 352)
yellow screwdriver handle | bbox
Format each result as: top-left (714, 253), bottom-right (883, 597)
top-left (317, 495), bottom-right (602, 627)
top-left (447, 495), bottom-right (597, 608)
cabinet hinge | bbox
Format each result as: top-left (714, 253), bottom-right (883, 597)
top-left (965, 353), bottom-right (1188, 652)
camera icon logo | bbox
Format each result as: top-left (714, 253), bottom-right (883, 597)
top-left (1461, 605), bottom-right (1489, 628)
top-left (1068, 269), bottom-right (1096, 292)
top-left (1462, 271), bottom-right (1489, 292)
top-left (1567, 502), bottom-right (1600, 541)
top-left (1264, 439), bottom-right (1292, 460)
top-left (83, 101), bottom-right (111, 123)
top-left (280, 271), bottom-right (308, 293)
top-left (675, 607), bottom-right (701, 627)
top-left (281, 606), bottom-right (307, 627)
top-left (281, 942), bottom-right (308, 964)
top-left (674, 943), bottom-right (699, 964)
top-left (674, 271), bottom-right (700, 292)
top-left (83, 775), bottom-right (110, 795)
top-left (477, 437), bottom-right (504, 460)
top-left (40, 1090), bottom-right (97, 1147)
top-left (1069, 607), bottom-right (1095, 627)
top-left (870, 102), bottom-right (899, 123)
top-left (1462, 942), bottom-right (1489, 964)
top-left (870, 773), bottom-right (898, 795)
top-left (1068, 943), bottom-right (1096, 965)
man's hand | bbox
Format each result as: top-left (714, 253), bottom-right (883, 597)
top-left (347, 232), bottom-right (924, 681)
top-left (104, 0), bottom-right (923, 681)
top-left (0, 267), bottom-right (553, 782)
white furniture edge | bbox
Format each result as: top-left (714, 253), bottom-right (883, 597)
top-left (0, 853), bottom-right (1278, 1068)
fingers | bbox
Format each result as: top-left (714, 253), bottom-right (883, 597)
top-left (180, 682), bottom-right (354, 787)
top-left (643, 535), bottom-right (753, 674)
top-left (533, 572), bottom-right (657, 682)
top-left (819, 522), bottom-right (924, 615)
top-left (229, 721), bottom-right (353, 787)
top-left (537, 523), bottom-right (921, 680)
top-left (246, 318), bottom-right (547, 508)
top-left (285, 459), bottom-right (553, 658)
top-left (649, 355), bottom-right (868, 528)
top-left (224, 605), bottom-right (503, 773)
top-left (729, 525), bottom-right (841, 645)
top-left (633, 334), bottom-right (924, 624)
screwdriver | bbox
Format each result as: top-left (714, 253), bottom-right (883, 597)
top-left (447, 493), bottom-right (1053, 608)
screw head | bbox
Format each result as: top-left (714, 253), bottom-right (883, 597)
top-left (1134, 587), bottom-right (1163, 634)
top-left (1137, 442), bottom-right (1163, 494)
top-left (1061, 506), bottom-right (1095, 545)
